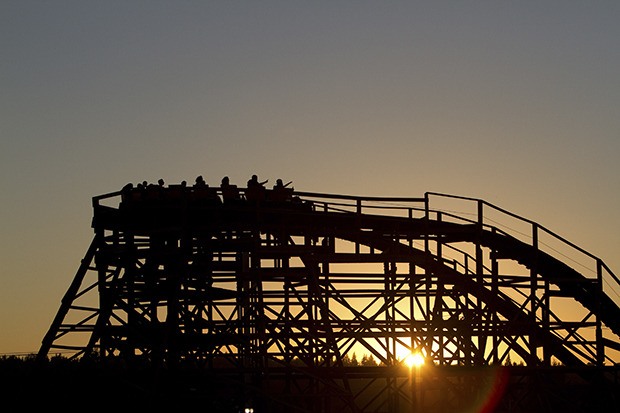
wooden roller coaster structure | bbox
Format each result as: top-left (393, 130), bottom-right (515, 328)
top-left (37, 182), bottom-right (620, 412)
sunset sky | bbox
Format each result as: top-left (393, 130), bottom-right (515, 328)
top-left (2, 2), bottom-right (619, 354)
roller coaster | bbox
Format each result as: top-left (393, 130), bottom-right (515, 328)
top-left (37, 180), bottom-right (620, 412)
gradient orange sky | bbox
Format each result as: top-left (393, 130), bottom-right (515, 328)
top-left (1, 2), bottom-right (619, 355)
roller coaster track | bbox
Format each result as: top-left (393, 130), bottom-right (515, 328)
top-left (36, 186), bottom-right (620, 412)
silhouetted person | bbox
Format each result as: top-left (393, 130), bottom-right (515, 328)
top-left (246, 174), bottom-right (267, 203)
top-left (120, 182), bottom-right (134, 206)
top-left (247, 174), bottom-right (268, 188)
top-left (195, 175), bottom-right (206, 187)
top-left (145, 179), bottom-right (162, 201)
top-left (156, 178), bottom-right (166, 199)
top-left (274, 178), bottom-right (292, 190)
top-left (221, 176), bottom-right (240, 203)
top-left (192, 175), bottom-right (219, 205)
top-left (270, 179), bottom-right (293, 202)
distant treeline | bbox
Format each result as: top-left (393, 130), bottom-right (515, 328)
top-left (0, 354), bottom-right (615, 413)
top-left (1, 352), bottom-right (538, 369)
top-left (0, 354), bottom-right (237, 411)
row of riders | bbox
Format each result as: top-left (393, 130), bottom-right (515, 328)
top-left (121, 175), bottom-right (296, 206)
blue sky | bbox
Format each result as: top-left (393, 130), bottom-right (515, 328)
top-left (1, 1), bottom-right (619, 354)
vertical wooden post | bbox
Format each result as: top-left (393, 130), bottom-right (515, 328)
top-left (474, 200), bottom-right (484, 365)
top-left (491, 228), bottom-right (499, 365)
top-left (530, 223), bottom-right (539, 363)
top-left (596, 259), bottom-right (604, 365)
top-left (355, 198), bottom-right (362, 255)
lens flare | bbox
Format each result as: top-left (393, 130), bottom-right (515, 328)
top-left (404, 352), bottom-right (425, 368)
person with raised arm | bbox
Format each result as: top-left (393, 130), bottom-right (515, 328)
top-left (271, 178), bottom-right (293, 202)
top-left (246, 174), bottom-right (268, 203)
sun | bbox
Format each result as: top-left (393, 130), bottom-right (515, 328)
top-left (404, 352), bottom-right (425, 368)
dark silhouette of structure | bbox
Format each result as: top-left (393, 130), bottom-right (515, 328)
top-left (37, 179), bottom-right (620, 412)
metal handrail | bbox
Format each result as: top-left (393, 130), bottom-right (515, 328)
top-left (424, 191), bottom-right (619, 292)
